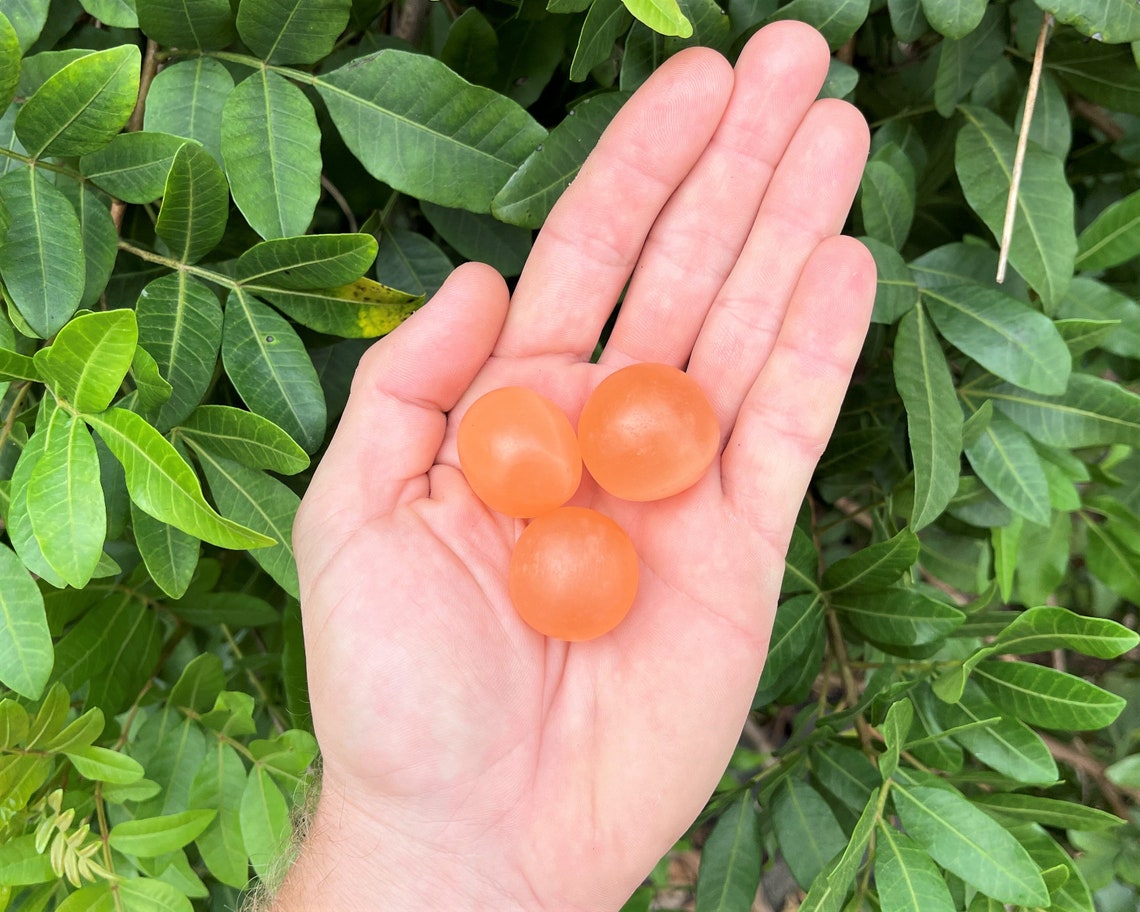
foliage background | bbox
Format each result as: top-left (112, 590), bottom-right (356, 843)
top-left (0, 0), bottom-right (1139, 909)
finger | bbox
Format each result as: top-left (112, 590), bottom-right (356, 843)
top-left (299, 262), bottom-right (510, 529)
top-left (600, 21), bottom-right (830, 368)
top-left (721, 235), bottom-right (876, 544)
top-left (689, 99), bottom-right (870, 434)
top-left (494, 48), bottom-right (733, 360)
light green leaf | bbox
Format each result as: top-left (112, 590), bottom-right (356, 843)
top-left (86, 407), bottom-right (273, 549)
top-left (955, 107), bottom-right (1075, 310)
top-left (78, 130), bottom-right (188, 204)
top-left (835, 589), bottom-right (965, 647)
top-left (65, 745), bottom-right (145, 783)
top-left (131, 501), bottom-right (199, 599)
top-left (694, 794), bottom-right (762, 912)
top-left (1076, 187), bottom-right (1140, 273)
top-left (56, 884), bottom-right (114, 911)
top-left (134, 712), bottom-right (207, 817)
top-left (135, 272), bottom-right (224, 430)
top-left (0, 698), bottom-right (30, 747)
top-left (221, 70), bottom-right (321, 240)
top-left (765, 0), bottom-right (868, 45)
top-left (195, 452), bottom-right (301, 598)
top-left (316, 49), bottom-right (547, 213)
top-left (109, 809), bottom-right (216, 857)
top-left (822, 528), bottom-right (919, 593)
top-left (991, 605), bottom-right (1139, 658)
top-left (135, 0), bottom-right (235, 49)
top-left (254, 277), bottom-right (423, 339)
top-left (860, 158), bottom-right (914, 249)
top-left (974, 794), bottom-right (1125, 831)
top-left (131, 344), bottom-right (174, 412)
top-left (235, 234), bottom-right (377, 290)
top-left (964, 412), bottom-right (1051, 526)
top-left (0, 834), bottom-right (56, 886)
top-left (1106, 755), bottom-right (1140, 789)
top-left (0, 13), bottom-right (20, 115)
top-left (894, 303), bottom-right (962, 529)
top-left (973, 660), bottom-right (1126, 730)
top-left (771, 778), bottom-right (847, 889)
top-left (34, 308), bottom-right (138, 413)
top-left (570, 0), bottom-right (632, 82)
top-left (26, 410), bottom-right (106, 588)
top-left (221, 291), bottom-right (327, 454)
top-left (7, 422), bottom-right (68, 588)
top-left (891, 781), bottom-right (1048, 905)
top-left (189, 741), bottom-right (250, 888)
top-left (920, 0), bottom-right (985, 38)
top-left (1035, 0), bottom-right (1140, 44)
top-left (1013, 826), bottom-right (1094, 912)
top-left (376, 226), bottom-right (453, 299)
top-left (0, 346), bottom-right (38, 381)
top-left (933, 4), bottom-right (1005, 117)
top-left (881, 698), bottom-right (913, 779)
top-left (14, 45), bottom-right (139, 158)
top-left (143, 58), bottom-right (232, 163)
top-left (80, 0), bottom-right (137, 27)
top-left (921, 284), bottom-right (1070, 395)
top-left (0, 0), bottom-right (48, 51)
top-left (236, 0), bottom-right (351, 64)
top-left (155, 141), bottom-right (229, 264)
top-left (117, 877), bottom-right (194, 912)
top-left (0, 541), bottom-right (52, 699)
top-left (0, 167), bottom-right (85, 338)
top-left (240, 765), bottom-right (292, 880)
top-left (876, 827), bottom-right (956, 912)
top-left (175, 405), bottom-right (308, 475)
top-left (493, 92), bottom-right (625, 228)
top-left (620, 0), bottom-right (691, 37)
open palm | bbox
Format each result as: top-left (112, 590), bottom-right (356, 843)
top-left (283, 21), bottom-right (875, 912)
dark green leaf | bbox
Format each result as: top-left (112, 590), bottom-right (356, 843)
top-left (862, 236), bottom-right (918, 325)
top-left (694, 794), bottom-right (762, 912)
top-left (973, 794), bottom-right (1125, 831)
top-left (221, 290), bottom-right (327, 454)
top-left (135, 0), bottom-right (235, 49)
top-left (236, 0), bottom-right (351, 64)
top-left (1047, 32), bottom-right (1140, 116)
top-left (143, 58), bottom-right (232, 163)
top-left (420, 202), bottom-right (532, 277)
top-left (798, 789), bottom-right (879, 912)
top-left (58, 180), bottom-right (118, 311)
top-left (132, 345), bottom-right (174, 412)
top-left (812, 742), bottom-right (879, 812)
top-left (1076, 187), bottom-right (1140, 273)
top-left (1084, 518), bottom-right (1140, 603)
top-left (34, 308), bottom-right (138, 414)
top-left (173, 591), bottom-right (280, 628)
top-left (875, 826), bottom-right (957, 912)
top-left (860, 158), bottom-right (914, 249)
top-left (963, 412), bottom-right (1051, 526)
top-left (765, 0), bottom-right (868, 45)
top-left (571, 0), bottom-right (632, 82)
top-left (79, 131), bottom-right (189, 204)
top-left (822, 529), bottom-right (919, 593)
top-left (973, 660), bottom-right (1126, 730)
top-left (920, 0), bottom-right (985, 38)
top-left (175, 405), bottom-right (308, 475)
top-left (441, 9), bottom-right (499, 86)
top-left (376, 226), bottom-right (453, 299)
top-left (835, 588), bottom-right (965, 647)
top-left (1057, 277), bottom-right (1140, 360)
top-left (0, 541), bottom-right (52, 699)
top-left (933, 5), bottom-right (1005, 116)
top-left (155, 141), bottom-right (229, 264)
top-left (170, 653), bottom-right (225, 713)
top-left (756, 594), bottom-right (823, 695)
top-left (50, 589), bottom-right (143, 690)
top-left (234, 234), bottom-right (377, 290)
top-left (771, 778), bottom-right (847, 889)
top-left (887, 0), bottom-right (928, 41)
top-left (80, 0), bottom-right (137, 27)
top-left (0, 15), bottom-right (21, 127)
top-left (1035, 0), bottom-right (1140, 44)
top-left (221, 70), bottom-right (321, 240)
top-left (316, 49), bottom-right (547, 213)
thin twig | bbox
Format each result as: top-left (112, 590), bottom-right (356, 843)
top-left (997, 12), bottom-right (1053, 284)
top-left (320, 174), bottom-right (357, 232)
top-left (1039, 733), bottom-right (1139, 819)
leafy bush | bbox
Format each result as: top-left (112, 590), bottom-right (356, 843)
top-left (1, 0), bottom-right (1138, 910)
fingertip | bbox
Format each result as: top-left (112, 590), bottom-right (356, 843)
top-left (737, 19), bottom-right (831, 79)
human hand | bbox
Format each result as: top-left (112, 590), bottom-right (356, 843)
top-left (279, 21), bottom-right (875, 912)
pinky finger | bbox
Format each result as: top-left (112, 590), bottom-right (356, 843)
top-left (720, 235), bottom-right (876, 546)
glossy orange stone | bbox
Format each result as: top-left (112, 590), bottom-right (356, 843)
top-left (509, 507), bottom-right (639, 641)
top-left (457, 386), bottom-right (582, 518)
top-left (577, 362), bottom-right (719, 502)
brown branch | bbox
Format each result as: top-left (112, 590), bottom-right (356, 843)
top-left (1039, 733), bottom-right (1140, 819)
top-left (1071, 98), bottom-right (1126, 142)
top-left (390, 0), bottom-right (431, 44)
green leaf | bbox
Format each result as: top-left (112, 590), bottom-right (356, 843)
top-left (221, 290), bottom-right (327, 454)
top-left (799, 789), bottom-right (880, 912)
top-left (376, 226), bottom-right (453, 299)
top-left (1105, 755), bottom-right (1140, 789)
top-left (58, 180), bottom-right (118, 311)
top-left (78, 131), bottom-right (189, 204)
top-left (240, 765), bottom-right (292, 880)
top-left (6, 422), bottom-right (67, 587)
top-left (620, 0), bottom-right (691, 37)
top-left (835, 589), bottom-right (965, 647)
top-left (771, 778), bottom-right (847, 889)
top-left (862, 237), bottom-right (918, 325)
top-left (933, 5), bottom-right (1005, 116)
top-left (34, 308), bottom-right (138, 413)
top-left (134, 712), bottom-right (207, 816)
top-left (756, 594), bottom-right (824, 695)
top-left (887, 0), bottom-right (927, 40)
top-left (894, 303), bottom-right (962, 529)
top-left (170, 653), bottom-right (225, 713)
top-left (991, 605), bottom-right (1139, 658)
top-left (0, 834), bottom-right (56, 886)
top-left (135, 272), bottom-right (224, 430)
top-left (135, 0), bottom-right (235, 49)
top-left (131, 344), bottom-right (174, 412)
top-left (117, 877), bottom-right (194, 912)
top-left (0, 0), bottom-right (47, 52)
top-left (14, 45), bottom-right (139, 158)
top-left (1019, 71), bottom-right (1071, 162)
top-left (155, 141), bottom-right (229, 264)
top-left (881, 698), bottom-right (913, 779)
top-left (1035, 0), bottom-right (1140, 44)
top-left (694, 794), bottom-right (762, 912)
top-left (493, 92), bottom-right (625, 228)
top-left (26, 411), bottom-right (106, 588)
top-left (860, 158), bottom-right (914, 249)
top-left (316, 49), bottom-right (547, 213)
top-left (970, 374), bottom-right (1140, 449)
top-left (1013, 825), bottom-right (1094, 912)
top-left (0, 167), bottom-right (85, 338)
top-left (1047, 32), bottom-right (1140, 116)
top-left (0, 13), bottom-right (21, 115)
top-left (891, 781), bottom-right (1048, 905)
top-left (875, 827), bottom-right (957, 912)
top-left (65, 744), bottom-right (145, 783)
top-left (973, 660), bottom-right (1126, 730)
top-left (50, 588), bottom-right (143, 690)
top-left (955, 107), bottom-right (1076, 310)
top-left (963, 412), bottom-right (1051, 526)
top-left (143, 58), bottom-right (232, 163)
top-left (0, 346), bottom-right (38, 381)
top-left (189, 741), bottom-right (249, 888)
top-left (420, 201), bottom-right (533, 277)
top-left (822, 529), bottom-right (919, 593)
top-left (1084, 518), bottom-right (1140, 603)
top-left (221, 70), bottom-right (321, 240)
top-left (570, 0), bottom-right (632, 82)
top-left (195, 452), bottom-right (301, 598)
top-left (440, 8), bottom-right (499, 86)
top-left (1076, 187), bottom-right (1140, 273)
top-left (919, 0), bottom-right (985, 38)
top-left (0, 698), bottom-right (30, 748)
top-left (80, 0), bottom-right (137, 27)
top-left (131, 501), bottom-right (199, 599)
top-left (254, 277), bottom-right (423, 339)
top-left (86, 407), bottom-right (273, 549)
top-left (921, 284), bottom-right (1070, 395)
top-left (973, 794), bottom-right (1125, 832)
top-left (765, 0), bottom-right (868, 45)
top-left (234, 234), bottom-right (377, 290)
top-left (236, 0), bottom-right (351, 64)
top-left (173, 592), bottom-right (280, 628)
top-left (109, 809), bottom-right (216, 857)
top-left (812, 742), bottom-right (879, 812)
top-left (175, 405), bottom-right (308, 475)
top-left (0, 541), bottom-right (52, 699)
top-left (1057, 277), bottom-right (1140, 360)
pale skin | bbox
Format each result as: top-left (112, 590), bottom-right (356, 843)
top-left (276, 21), bottom-right (875, 912)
